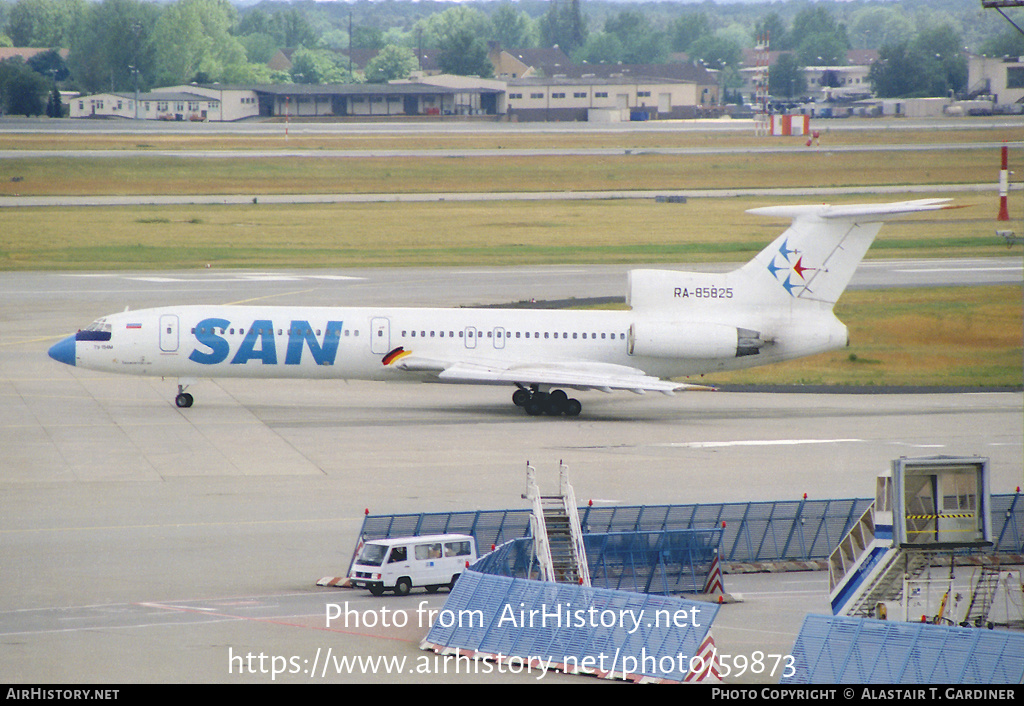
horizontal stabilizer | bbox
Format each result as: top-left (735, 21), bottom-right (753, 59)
top-left (746, 198), bottom-right (955, 222)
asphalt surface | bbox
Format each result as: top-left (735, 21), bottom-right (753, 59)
top-left (1, 264), bottom-right (1020, 684)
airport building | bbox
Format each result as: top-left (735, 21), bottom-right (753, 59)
top-left (967, 53), bottom-right (1024, 107)
top-left (69, 86), bottom-right (259, 121)
top-left (66, 72), bottom-right (711, 122)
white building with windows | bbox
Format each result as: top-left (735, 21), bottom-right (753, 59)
top-left (967, 54), bottom-right (1024, 108)
top-left (506, 76), bottom-right (704, 122)
top-left (69, 86), bottom-right (260, 121)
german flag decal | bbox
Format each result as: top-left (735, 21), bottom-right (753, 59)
top-left (382, 347), bottom-right (412, 366)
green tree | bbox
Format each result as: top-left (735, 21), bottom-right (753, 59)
top-left (604, 9), bottom-right (668, 64)
top-left (272, 8), bottom-right (318, 49)
top-left (45, 83), bottom-right (61, 116)
top-left (416, 6), bottom-right (493, 51)
top-left (755, 12), bottom-right (788, 51)
top-left (572, 31), bottom-right (624, 65)
top-left (352, 26), bottom-right (385, 51)
top-left (868, 25), bottom-right (967, 99)
top-left (491, 2), bottom-right (535, 49)
top-left (979, 29), bottom-right (1024, 59)
top-left (437, 27), bottom-right (493, 78)
top-left (6, 0), bottom-right (85, 47)
top-left (238, 32), bottom-right (278, 65)
top-left (849, 7), bottom-right (914, 51)
top-left (796, 32), bottom-right (848, 66)
top-left (151, 0), bottom-right (247, 86)
top-left (790, 6), bottom-right (849, 64)
top-left (687, 33), bottom-right (742, 71)
top-left (26, 47), bottom-right (68, 82)
top-left (768, 52), bottom-right (806, 98)
top-left (364, 44), bottom-right (416, 83)
top-left (670, 12), bottom-right (711, 53)
top-left (0, 57), bottom-right (48, 115)
top-left (289, 47), bottom-right (352, 84)
top-left (68, 0), bottom-right (159, 94)
top-left (539, 0), bottom-right (586, 55)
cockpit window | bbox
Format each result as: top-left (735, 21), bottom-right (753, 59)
top-left (76, 319), bottom-right (112, 342)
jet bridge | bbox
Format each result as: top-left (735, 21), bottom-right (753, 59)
top-left (828, 456), bottom-right (993, 620)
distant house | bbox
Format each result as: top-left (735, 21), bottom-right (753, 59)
top-left (488, 44), bottom-right (572, 79)
top-left (266, 48), bottom-right (296, 73)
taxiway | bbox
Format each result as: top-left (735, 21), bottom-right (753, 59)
top-left (1, 264), bottom-right (1020, 683)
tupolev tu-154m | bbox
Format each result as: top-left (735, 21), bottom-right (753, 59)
top-left (48, 199), bottom-right (954, 416)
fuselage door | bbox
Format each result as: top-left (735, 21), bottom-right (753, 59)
top-left (464, 326), bottom-right (477, 349)
top-left (371, 317), bottom-right (390, 355)
top-left (492, 327), bottom-right (505, 350)
top-left (159, 314), bottom-right (179, 353)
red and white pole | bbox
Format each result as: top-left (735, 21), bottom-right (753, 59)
top-left (998, 145), bottom-right (1010, 221)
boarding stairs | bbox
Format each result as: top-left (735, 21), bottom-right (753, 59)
top-left (964, 565), bottom-right (1001, 627)
top-left (525, 462), bottom-right (591, 587)
top-left (828, 500), bottom-right (931, 617)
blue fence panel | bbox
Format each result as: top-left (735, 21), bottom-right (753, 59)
top-left (471, 528), bottom-right (721, 596)
top-left (423, 569), bottom-right (720, 682)
top-left (783, 614), bottom-right (1024, 684)
top-left (354, 494), bottom-right (1021, 574)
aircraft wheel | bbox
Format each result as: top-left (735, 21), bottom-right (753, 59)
top-left (564, 398), bottom-right (582, 417)
top-left (512, 388), bottom-right (530, 407)
top-left (546, 390), bottom-right (568, 415)
top-left (524, 398), bottom-right (545, 416)
top-left (175, 392), bottom-right (194, 408)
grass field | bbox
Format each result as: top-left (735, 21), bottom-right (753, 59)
top-left (705, 286), bottom-right (1022, 388)
top-left (1, 122), bottom-right (1020, 387)
top-left (0, 149), bottom-right (1010, 197)
top-left (0, 199), bottom-right (1015, 270)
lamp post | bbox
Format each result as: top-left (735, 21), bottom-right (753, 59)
top-left (128, 65), bottom-right (140, 120)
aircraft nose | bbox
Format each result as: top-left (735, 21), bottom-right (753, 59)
top-left (48, 334), bottom-right (77, 366)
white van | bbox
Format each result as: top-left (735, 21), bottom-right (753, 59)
top-left (349, 534), bottom-right (477, 596)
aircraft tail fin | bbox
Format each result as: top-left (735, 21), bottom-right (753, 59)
top-left (738, 198), bottom-right (955, 306)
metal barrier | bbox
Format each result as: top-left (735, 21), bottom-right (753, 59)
top-left (420, 568), bottom-right (720, 683)
top-left (782, 613), bottom-right (1024, 683)
top-left (353, 493), bottom-right (1022, 572)
top-left (469, 529), bottom-right (723, 595)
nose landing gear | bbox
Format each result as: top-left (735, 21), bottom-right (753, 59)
top-left (175, 384), bottom-right (194, 408)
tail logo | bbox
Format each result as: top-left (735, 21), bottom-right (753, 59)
top-left (768, 239), bottom-right (817, 297)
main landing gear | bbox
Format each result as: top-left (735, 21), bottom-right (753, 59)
top-left (512, 385), bottom-right (582, 417)
top-left (175, 384), bottom-right (194, 409)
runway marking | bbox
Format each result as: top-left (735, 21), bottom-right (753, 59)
top-left (656, 439), bottom-right (863, 449)
top-left (60, 273), bottom-right (365, 283)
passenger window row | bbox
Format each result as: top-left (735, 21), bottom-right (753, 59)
top-left (191, 327), bottom-right (358, 337)
top-left (400, 329), bottom-right (626, 341)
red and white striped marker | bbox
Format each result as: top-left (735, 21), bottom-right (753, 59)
top-left (998, 145), bottom-right (1010, 221)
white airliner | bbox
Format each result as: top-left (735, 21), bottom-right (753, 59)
top-left (48, 199), bottom-right (953, 416)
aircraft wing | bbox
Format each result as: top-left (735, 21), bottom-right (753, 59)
top-left (391, 355), bottom-right (711, 395)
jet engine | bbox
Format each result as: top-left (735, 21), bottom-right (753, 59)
top-left (628, 322), bottom-right (764, 359)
